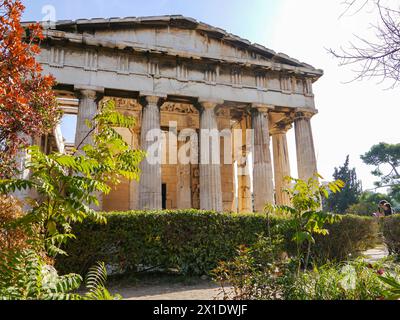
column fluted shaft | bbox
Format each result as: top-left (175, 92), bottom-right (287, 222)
top-left (272, 126), bottom-right (292, 206)
top-left (75, 89), bottom-right (102, 210)
top-left (295, 112), bottom-right (318, 181)
top-left (199, 102), bottom-right (223, 212)
top-left (75, 89), bottom-right (99, 149)
top-left (138, 96), bottom-right (162, 210)
top-left (252, 107), bottom-right (275, 212)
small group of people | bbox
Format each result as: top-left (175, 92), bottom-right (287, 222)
top-left (373, 200), bottom-right (394, 217)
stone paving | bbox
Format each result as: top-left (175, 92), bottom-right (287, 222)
top-left (363, 245), bottom-right (389, 264)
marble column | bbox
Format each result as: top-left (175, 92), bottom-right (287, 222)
top-left (237, 117), bottom-right (253, 213)
top-left (177, 139), bottom-right (192, 209)
top-left (75, 89), bottom-right (100, 149)
top-left (138, 96), bottom-right (163, 210)
top-left (252, 105), bottom-right (275, 212)
top-left (295, 110), bottom-right (318, 181)
top-left (129, 130), bottom-right (140, 210)
top-left (272, 123), bottom-right (292, 206)
top-left (199, 101), bottom-right (223, 212)
top-left (75, 88), bottom-right (103, 210)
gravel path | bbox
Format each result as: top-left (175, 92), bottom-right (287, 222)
top-left (115, 282), bottom-right (224, 300)
top-left (109, 278), bottom-right (230, 300)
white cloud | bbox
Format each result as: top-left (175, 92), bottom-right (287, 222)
top-left (266, 0), bottom-right (400, 190)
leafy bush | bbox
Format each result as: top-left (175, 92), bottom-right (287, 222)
top-left (283, 260), bottom-right (400, 300)
top-left (0, 249), bottom-right (120, 300)
top-left (382, 215), bottom-right (400, 255)
top-left (56, 210), bottom-right (380, 276)
top-left (57, 210), bottom-right (281, 276)
top-left (266, 175), bottom-right (344, 272)
top-left (0, 249), bottom-right (82, 300)
top-left (213, 235), bottom-right (288, 300)
top-left (312, 215), bottom-right (380, 262)
top-left (0, 100), bottom-right (141, 300)
top-left (0, 195), bottom-right (29, 252)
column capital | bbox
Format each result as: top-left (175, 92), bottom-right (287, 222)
top-left (77, 89), bottom-right (98, 100)
top-left (270, 122), bottom-right (293, 135)
top-left (252, 104), bottom-right (275, 114)
top-left (139, 93), bottom-right (167, 107)
top-left (75, 85), bottom-right (104, 98)
top-left (198, 98), bottom-right (224, 110)
top-left (145, 96), bottom-right (162, 105)
top-left (294, 108), bottom-right (318, 120)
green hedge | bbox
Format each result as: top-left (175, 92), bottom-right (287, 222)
top-left (56, 211), bottom-right (379, 276)
top-left (382, 215), bottom-right (400, 255)
top-left (313, 215), bottom-right (379, 262)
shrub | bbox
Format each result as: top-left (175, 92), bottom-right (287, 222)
top-left (57, 210), bottom-right (282, 276)
top-left (213, 235), bottom-right (287, 300)
top-left (276, 214), bottom-right (379, 265)
top-left (56, 210), bottom-right (380, 276)
top-left (0, 195), bottom-right (28, 252)
top-left (312, 215), bottom-right (380, 262)
top-left (283, 260), bottom-right (400, 300)
top-left (382, 215), bottom-right (400, 255)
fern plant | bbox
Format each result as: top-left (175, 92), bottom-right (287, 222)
top-left (82, 262), bottom-right (122, 300)
top-left (0, 249), bottom-right (82, 300)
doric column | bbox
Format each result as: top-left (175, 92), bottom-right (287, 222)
top-left (271, 122), bottom-right (292, 206)
top-left (129, 130), bottom-right (140, 210)
top-left (75, 89), bottom-right (102, 149)
top-left (138, 95), bottom-right (163, 210)
top-left (295, 109), bottom-right (318, 181)
top-left (176, 138), bottom-right (193, 209)
top-left (252, 105), bottom-right (275, 212)
top-left (237, 117), bottom-right (253, 213)
top-left (199, 100), bottom-right (223, 212)
top-left (75, 87), bottom-right (103, 210)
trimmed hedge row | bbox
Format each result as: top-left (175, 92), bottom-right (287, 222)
top-left (56, 210), bottom-right (379, 276)
top-left (382, 215), bottom-right (400, 255)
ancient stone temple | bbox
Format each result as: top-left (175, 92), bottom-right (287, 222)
top-left (26, 15), bottom-right (323, 213)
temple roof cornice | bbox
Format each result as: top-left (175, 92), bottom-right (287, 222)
top-left (22, 15), bottom-right (323, 79)
top-left (36, 28), bottom-right (323, 78)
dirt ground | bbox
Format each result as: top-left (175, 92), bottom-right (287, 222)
top-left (108, 274), bottom-right (230, 300)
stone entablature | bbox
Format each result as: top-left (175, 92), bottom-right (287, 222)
top-left (29, 16), bottom-right (321, 109)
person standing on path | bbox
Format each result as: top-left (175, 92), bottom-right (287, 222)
top-left (378, 200), bottom-right (394, 217)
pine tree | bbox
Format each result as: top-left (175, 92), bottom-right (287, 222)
top-left (324, 156), bottom-right (362, 213)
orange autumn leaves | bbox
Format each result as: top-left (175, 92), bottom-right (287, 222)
top-left (0, 0), bottom-right (59, 177)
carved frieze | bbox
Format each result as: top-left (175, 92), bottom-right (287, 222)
top-left (176, 62), bottom-right (189, 80)
top-left (117, 53), bottom-right (130, 74)
top-left (255, 73), bottom-right (267, 90)
top-left (204, 66), bottom-right (218, 83)
top-left (231, 68), bottom-right (242, 86)
top-left (148, 59), bottom-right (160, 77)
top-left (84, 50), bottom-right (98, 71)
top-left (49, 47), bottom-right (65, 68)
top-left (161, 103), bottom-right (198, 115)
top-left (280, 75), bottom-right (292, 93)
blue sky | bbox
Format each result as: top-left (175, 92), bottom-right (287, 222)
top-left (21, 1), bottom-right (400, 190)
top-left (22, 0), bottom-right (281, 45)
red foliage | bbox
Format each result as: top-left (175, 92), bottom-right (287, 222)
top-left (0, 0), bottom-right (59, 177)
